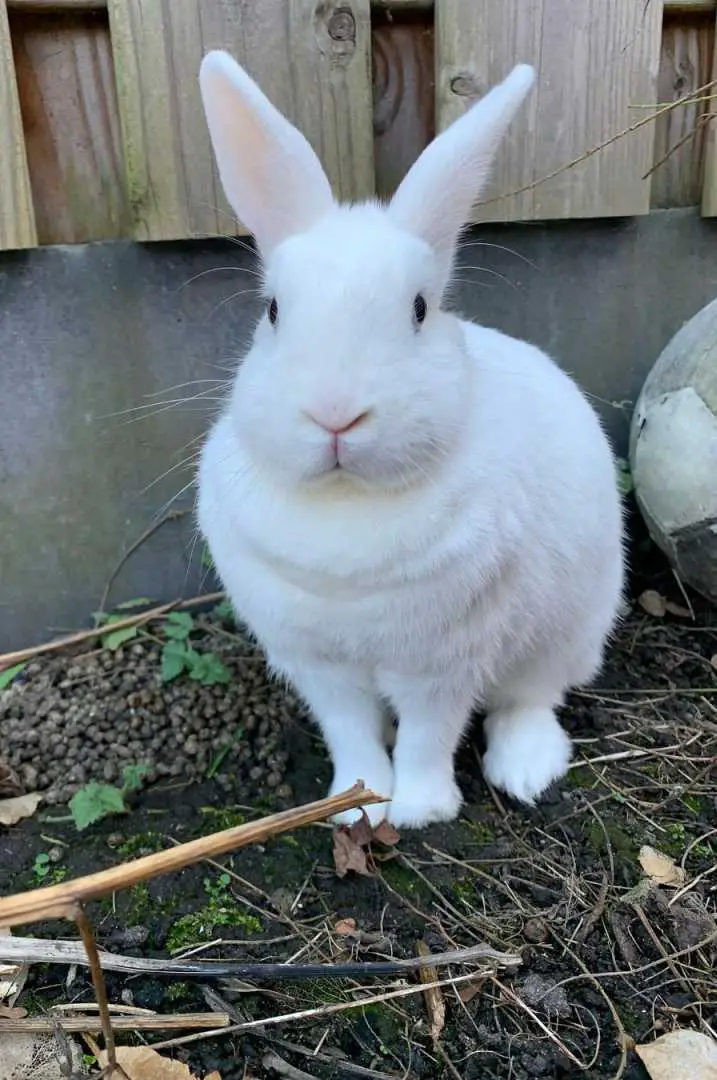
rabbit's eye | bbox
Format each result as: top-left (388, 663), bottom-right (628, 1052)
top-left (413, 293), bottom-right (427, 325)
top-left (268, 298), bottom-right (278, 326)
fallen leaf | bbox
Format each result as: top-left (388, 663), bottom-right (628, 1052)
top-left (373, 820), bottom-right (400, 847)
top-left (97, 1045), bottom-right (201, 1078)
top-left (334, 918), bottom-right (358, 936)
top-left (0, 792), bottom-right (41, 827)
top-left (458, 979), bottom-right (485, 1005)
top-left (635, 1028), bottom-right (717, 1080)
top-left (0, 762), bottom-right (23, 799)
top-left (416, 941), bottom-right (445, 1042)
top-left (638, 590), bottom-right (667, 617)
top-left (664, 600), bottom-right (693, 618)
top-left (0, 1004), bottom-right (27, 1019)
top-left (204, 1073), bottom-right (223, 1080)
top-left (347, 814), bottom-right (373, 848)
top-left (710, 654), bottom-right (717, 670)
top-left (332, 828), bottom-right (374, 879)
top-left (638, 845), bottom-right (686, 888)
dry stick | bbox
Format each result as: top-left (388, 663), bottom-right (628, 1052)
top-left (0, 937), bottom-right (521, 982)
top-left (75, 905), bottom-right (124, 1080)
top-left (0, 1013), bottom-right (231, 1034)
top-left (0, 592), bottom-right (225, 671)
top-left (0, 783), bottom-right (385, 928)
top-left (490, 976), bottom-right (585, 1069)
top-left (98, 508), bottom-right (192, 615)
top-left (476, 79), bottom-right (717, 208)
top-left (147, 970), bottom-right (509, 1053)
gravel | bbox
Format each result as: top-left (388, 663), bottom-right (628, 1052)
top-left (0, 616), bottom-right (301, 805)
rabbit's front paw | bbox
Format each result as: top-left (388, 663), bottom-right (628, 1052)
top-left (482, 706), bottom-right (572, 804)
top-left (387, 774), bottom-right (462, 829)
top-left (329, 754), bottom-right (394, 827)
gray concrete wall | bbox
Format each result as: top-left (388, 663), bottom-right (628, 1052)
top-left (1, 207), bottom-right (717, 651)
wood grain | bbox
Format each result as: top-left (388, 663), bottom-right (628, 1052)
top-left (436, 0), bottom-right (662, 222)
top-left (107, 0), bottom-right (375, 242)
top-left (701, 9), bottom-right (717, 214)
top-left (651, 14), bottom-right (714, 209)
top-left (373, 15), bottom-right (434, 197)
top-left (0, 1), bottom-right (37, 250)
top-left (10, 10), bottom-right (129, 244)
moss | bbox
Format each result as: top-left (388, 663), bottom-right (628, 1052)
top-left (380, 862), bottom-right (431, 902)
top-left (583, 818), bottom-right (637, 860)
top-left (464, 819), bottom-right (496, 845)
top-left (452, 877), bottom-right (476, 905)
top-left (198, 806), bottom-right (246, 831)
top-left (165, 981), bottom-right (193, 1004)
top-left (165, 873), bottom-right (263, 951)
top-left (564, 765), bottom-right (594, 789)
top-left (116, 831), bottom-right (163, 859)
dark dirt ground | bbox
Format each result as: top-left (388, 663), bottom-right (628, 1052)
top-left (0, 538), bottom-right (715, 1080)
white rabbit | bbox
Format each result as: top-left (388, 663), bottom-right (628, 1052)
top-left (196, 51), bottom-right (625, 829)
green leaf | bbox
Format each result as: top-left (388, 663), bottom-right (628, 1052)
top-left (0, 662), bottom-right (27, 690)
top-left (163, 611), bottom-right (194, 640)
top-left (121, 762), bottom-right (150, 793)
top-left (102, 625), bottom-right (139, 651)
top-left (69, 783), bottom-right (127, 831)
top-left (115, 597), bottom-right (153, 610)
top-left (214, 599), bottom-right (235, 623)
top-left (187, 651), bottom-right (231, 686)
top-left (161, 641), bottom-right (189, 683)
top-left (201, 543), bottom-right (214, 570)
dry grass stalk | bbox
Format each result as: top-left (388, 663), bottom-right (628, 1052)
top-left (0, 1013), bottom-right (231, 1034)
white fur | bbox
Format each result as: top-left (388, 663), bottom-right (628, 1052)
top-left (196, 52), bottom-right (625, 828)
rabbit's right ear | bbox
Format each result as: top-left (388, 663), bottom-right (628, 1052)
top-left (199, 51), bottom-right (334, 258)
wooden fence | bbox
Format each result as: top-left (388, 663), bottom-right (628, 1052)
top-left (1, 0), bottom-right (716, 252)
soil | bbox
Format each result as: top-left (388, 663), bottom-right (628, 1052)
top-left (0, 542), bottom-right (715, 1080)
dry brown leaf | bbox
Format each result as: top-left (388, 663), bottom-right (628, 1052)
top-left (347, 814), bottom-right (373, 848)
top-left (664, 599), bottom-right (693, 618)
top-left (97, 1045), bottom-right (202, 1079)
top-left (373, 820), bottom-right (400, 847)
top-left (458, 980), bottom-right (484, 1005)
top-left (416, 941), bottom-right (445, 1042)
top-left (638, 590), bottom-right (667, 617)
top-left (638, 845), bottom-right (686, 888)
top-left (334, 918), bottom-right (357, 936)
top-left (0, 792), bottom-right (41, 827)
top-left (0, 1003), bottom-right (27, 1019)
top-left (333, 828), bottom-right (374, 879)
top-left (204, 1074), bottom-right (222, 1080)
top-left (635, 1028), bottom-right (717, 1080)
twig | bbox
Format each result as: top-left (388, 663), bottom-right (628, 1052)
top-left (262, 1052), bottom-right (318, 1080)
top-left (0, 783), bottom-right (385, 928)
top-left (97, 509), bottom-right (192, 614)
top-left (478, 78), bottom-right (717, 208)
top-left (0, 1013), bottom-right (231, 1033)
top-left (490, 976), bottom-right (585, 1068)
top-left (0, 592), bottom-right (225, 671)
top-left (74, 906), bottom-right (121, 1078)
top-left (147, 970), bottom-right (510, 1053)
top-left (0, 937), bottom-right (521, 981)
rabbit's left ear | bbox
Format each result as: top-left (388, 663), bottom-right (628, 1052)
top-left (388, 65), bottom-right (535, 286)
top-left (199, 51), bottom-right (335, 258)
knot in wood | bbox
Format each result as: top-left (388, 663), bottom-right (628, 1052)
top-left (451, 74), bottom-right (481, 98)
top-left (328, 9), bottom-right (356, 42)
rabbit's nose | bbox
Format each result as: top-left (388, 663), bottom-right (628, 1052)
top-left (306, 410), bottom-right (371, 436)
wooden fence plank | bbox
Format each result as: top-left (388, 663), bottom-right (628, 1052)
top-left (436, 0), bottom-right (662, 222)
top-left (11, 10), bottom-right (130, 245)
top-left (0, 0), bottom-right (37, 250)
top-left (107, 0), bottom-right (374, 242)
top-left (651, 13), bottom-right (714, 209)
top-left (701, 9), bottom-right (717, 214)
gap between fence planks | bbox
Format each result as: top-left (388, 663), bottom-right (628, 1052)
top-left (0, 783), bottom-right (385, 928)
